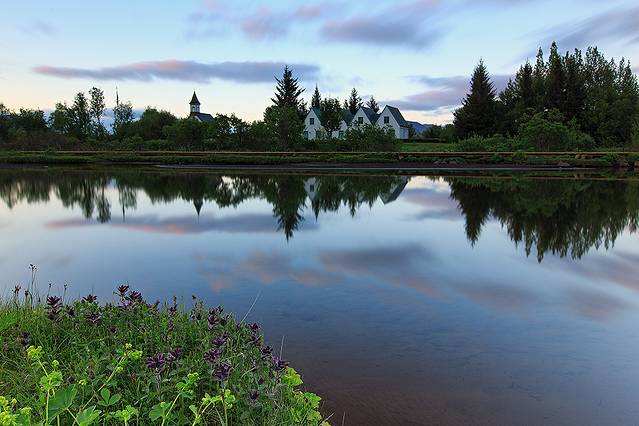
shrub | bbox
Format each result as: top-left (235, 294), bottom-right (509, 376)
top-left (519, 111), bottom-right (594, 151)
top-left (0, 285), bottom-right (327, 425)
top-left (344, 124), bottom-right (399, 151)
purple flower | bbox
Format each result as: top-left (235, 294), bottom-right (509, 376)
top-left (46, 296), bottom-right (61, 307)
top-left (169, 305), bottom-right (177, 316)
top-left (213, 362), bottom-right (232, 382)
top-left (212, 335), bottom-right (227, 348)
top-left (85, 313), bottom-right (102, 325)
top-left (167, 348), bottom-right (183, 363)
top-left (249, 323), bottom-right (260, 333)
top-left (203, 348), bottom-right (222, 365)
top-left (129, 291), bottom-right (143, 302)
top-left (13, 285), bottom-right (21, 296)
top-left (249, 390), bottom-right (259, 402)
top-left (117, 285), bottom-right (129, 296)
top-left (207, 313), bottom-right (219, 330)
top-left (83, 294), bottom-right (97, 304)
top-left (18, 332), bottom-right (30, 347)
top-left (261, 346), bottom-right (272, 358)
top-left (272, 356), bottom-right (288, 372)
top-left (65, 306), bottom-right (75, 317)
top-left (146, 353), bottom-right (166, 371)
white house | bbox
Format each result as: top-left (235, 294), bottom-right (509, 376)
top-left (188, 92), bottom-right (214, 123)
top-left (303, 108), bottom-right (354, 140)
top-left (303, 104), bottom-right (411, 140)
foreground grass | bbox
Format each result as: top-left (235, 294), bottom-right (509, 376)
top-left (0, 285), bottom-right (327, 425)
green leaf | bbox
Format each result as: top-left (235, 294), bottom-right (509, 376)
top-left (48, 385), bottom-right (77, 419)
top-left (0, 312), bottom-right (17, 332)
top-left (76, 406), bottom-right (101, 426)
top-left (99, 388), bottom-right (110, 403)
top-left (149, 402), bottom-right (170, 422)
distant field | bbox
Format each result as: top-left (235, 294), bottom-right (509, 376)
top-left (400, 142), bottom-right (453, 152)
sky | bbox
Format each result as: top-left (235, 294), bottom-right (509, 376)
top-left (1, 0), bottom-right (638, 124)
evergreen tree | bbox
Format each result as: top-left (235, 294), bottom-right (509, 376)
top-left (516, 62), bottom-right (535, 111)
top-left (562, 49), bottom-right (586, 122)
top-left (546, 42), bottom-right (565, 112)
top-left (320, 98), bottom-right (343, 137)
top-left (89, 87), bottom-right (106, 138)
top-left (532, 47), bottom-right (547, 111)
top-left (311, 85), bottom-right (321, 109)
top-left (454, 60), bottom-right (498, 139)
top-left (70, 92), bottom-right (92, 140)
top-left (347, 88), bottom-right (362, 115)
top-left (271, 66), bottom-right (306, 118)
top-left (367, 96), bottom-right (380, 114)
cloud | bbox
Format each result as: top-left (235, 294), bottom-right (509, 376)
top-left (46, 213), bottom-right (318, 235)
top-left (33, 60), bottom-right (320, 84)
top-left (320, 1), bottom-right (442, 49)
top-left (386, 73), bottom-right (511, 112)
top-left (539, 5), bottom-right (639, 49)
top-left (20, 20), bottom-right (57, 37)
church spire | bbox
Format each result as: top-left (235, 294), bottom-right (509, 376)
top-left (190, 92), bottom-right (200, 114)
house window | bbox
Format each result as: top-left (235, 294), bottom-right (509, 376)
top-left (339, 130), bottom-right (344, 138)
top-left (309, 118), bottom-right (315, 125)
top-left (303, 131), bottom-right (309, 139)
top-left (384, 116), bottom-right (390, 124)
top-left (358, 117), bottom-right (363, 124)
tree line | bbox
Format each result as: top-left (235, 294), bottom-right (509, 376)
top-left (454, 42), bottom-right (639, 150)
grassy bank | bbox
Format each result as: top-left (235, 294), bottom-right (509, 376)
top-left (0, 284), bottom-right (327, 425)
top-left (0, 150), bottom-right (638, 170)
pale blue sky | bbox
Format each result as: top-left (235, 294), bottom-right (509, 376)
top-left (2, 0), bottom-right (638, 123)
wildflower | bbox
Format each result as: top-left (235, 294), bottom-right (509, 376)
top-left (213, 362), bottom-right (232, 382)
top-left (85, 313), bottom-right (102, 325)
top-left (212, 335), bottom-right (227, 348)
top-left (207, 312), bottom-right (219, 330)
top-left (249, 390), bottom-right (260, 403)
top-left (129, 291), bottom-right (143, 303)
top-left (46, 296), bottom-right (61, 307)
top-left (249, 323), bottom-right (260, 333)
top-left (117, 285), bottom-right (129, 296)
top-left (261, 346), bottom-right (273, 358)
top-left (272, 356), bottom-right (288, 372)
top-left (146, 353), bottom-right (166, 372)
top-left (18, 332), bottom-right (30, 347)
top-left (83, 294), bottom-right (97, 304)
top-left (167, 348), bottom-right (183, 363)
top-left (108, 326), bottom-right (117, 334)
top-left (13, 285), bottom-right (21, 296)
top-left (167, 318), bottom-right (174, 333)
top-left (65, 306), bottom-right (75, 317)
top-left (203, 348), bottom-right (222, 365)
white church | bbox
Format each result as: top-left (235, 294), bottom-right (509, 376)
top-left (303, 105), bottom-right (411, 140)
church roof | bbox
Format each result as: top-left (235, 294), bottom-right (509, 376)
top-left (190, 112), bottom-right (214, 122)
top-left (190, 92), bottom-right (200, 105)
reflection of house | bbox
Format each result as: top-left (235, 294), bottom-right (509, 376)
top-left (188, 92), bottom-right (214, 123)
top-left (304, 178), bottom-right (319, 202)
top-left (380, 178), bottom-right (409, 204)
top-left (303, 105), bottom-right (410, 140)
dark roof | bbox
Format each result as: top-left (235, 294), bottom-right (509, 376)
top-left (190, 92), bottom-right (200, 105)
top-left (190, 112), bottom-right (214, 122)
top-left (360, 107), bottom-right (379, 123)
top-left (385, 106), bottom-right (409, 128)
top-left (311, 107), bottom-right (322, 121)
top-left (340, 110), bottom-right (354, 125)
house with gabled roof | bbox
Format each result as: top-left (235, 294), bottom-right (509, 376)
top-left (375, 105), bottom-right (411, 140)
top-left (303, 107), bottom-right (353, 140)
top-left (188, 92), bottom-right (214, 123)
top-left (352, 106), bottom-right (379, 127)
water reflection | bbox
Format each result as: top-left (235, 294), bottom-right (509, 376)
top-left (2, 168), bottom-right (638, 260)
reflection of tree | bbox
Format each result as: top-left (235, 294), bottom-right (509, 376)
top-left (447, 177), bottom-right (639, 261)
top-left (0, 169), bottom-right (409, 240)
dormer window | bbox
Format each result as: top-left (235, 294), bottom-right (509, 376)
top-left (384, 116), bottom-right (390, 124)
top-left (358, 117), bottom-right (363, 124)
top-left (310, 118), bottom-right (315, 125)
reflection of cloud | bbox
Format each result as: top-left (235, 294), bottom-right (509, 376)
top-left (457, 283), bottom-right (538, 311)
top-left (545, 250), bottom-right (639, 294)
top-left (400, 187), bottom-right (461, 221)
top-left (320, 244), bottom-right (430, 274)
top-left (47, 213), bottom-right (319, 235)
top-left (566, 289), bottom-right (631, 321)
top-left (34, 60), bottom-right (320, 83)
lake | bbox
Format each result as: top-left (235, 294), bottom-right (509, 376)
top-left (1, 166), bottom-right (639, 425)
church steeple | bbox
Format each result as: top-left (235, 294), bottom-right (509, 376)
top-left (190, 92), bottom-right (200, 114)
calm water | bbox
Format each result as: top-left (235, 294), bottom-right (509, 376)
top-left (2, 166), bottom-right (639, 425)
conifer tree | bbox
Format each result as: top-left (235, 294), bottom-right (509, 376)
top-left (532, 47), bottom-right (547, 111)
top-left (271, 66), bottom-right (306, 118)
top-left (546, 42), bottom-right (565, 112)
top-left (563, 49), bottom-right (586, 122)
top-left (367, 96), bottom-right (380, 114)
top-left (347, 88), bottom-right (362, 115)
top-left (311, 85), bottom-right (321, 109)
top-left (453, 60), bottom-right (498, 139)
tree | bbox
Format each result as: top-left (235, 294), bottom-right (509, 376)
top-left (264, 105), bottom-right (304, 148)
top-left (13, 109), bottom-right (47, 132)
top-left (532, 47), bottom-right (547, 111)
top-left (347, 88), bottom-right (362, 115)
top-left (0, 104), bottom-right (11, 142)
top-left (311, 85), bottom-right (321, 109)
top-left (112, 101), bottom-right (134, 138)
top-left (453, 60), bottom-right (498, 139)
top-left (546, 42), bottom-right (565, 112)
top-left (319, 98), bottom-right (342, 137)
top-left (271, 66), bottom-right (306, 118)
top-left (89, 87), bottom-right (106, 138)
top-left (70, 92), bottom-right (92, 140)
top-left (126, 108), bottom-right (177, 140)
top-left (49, 103), bottom-right (72, 135)
top-left (367, 96), bottom-right (380, 114)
